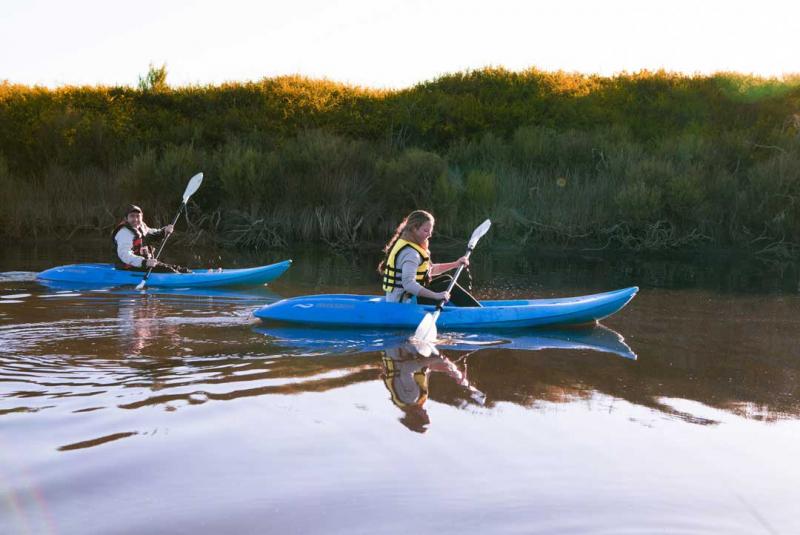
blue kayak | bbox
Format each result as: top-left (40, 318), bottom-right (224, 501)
top-left (37, 260), bottom-right (292, 288)
top-left (254, 286), bottom-right (638, 330)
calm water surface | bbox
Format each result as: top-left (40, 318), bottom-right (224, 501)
top-left (1, 243), bottom-right (799, 534)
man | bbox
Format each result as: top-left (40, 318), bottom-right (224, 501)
top-left (112, 204), bottom-right (187, 273)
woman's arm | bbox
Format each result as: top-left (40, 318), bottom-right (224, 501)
top-left (399, 253), bottom-right (448, 301)
top-left (429, 256), bottom-right (469, 277)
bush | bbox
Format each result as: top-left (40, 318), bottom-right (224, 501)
top-left (463, 170), bottom-right (497, 213)
top-left (615, 181), bottom-right (663, 222)
top-left (376, 148), bottom-right (447, 216)
top-left (120, 144), bottom-right (208, 222)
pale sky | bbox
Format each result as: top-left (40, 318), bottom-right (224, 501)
top-left (2, 0), bottom-right (799, 89)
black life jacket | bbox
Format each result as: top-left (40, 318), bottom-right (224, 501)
top-left (111, 221), bottom-right (153, 269)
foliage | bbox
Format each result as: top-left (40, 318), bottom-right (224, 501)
top-left (1, 68), bottom-right (800, 254)
top-left (138, 63), bottom-right (169, 93)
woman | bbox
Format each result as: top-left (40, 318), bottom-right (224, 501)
top-left (379, 210), bottom-right (480, 306)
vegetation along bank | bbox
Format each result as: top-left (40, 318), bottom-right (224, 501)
top-left (1, 67), bottom-right (799, 256)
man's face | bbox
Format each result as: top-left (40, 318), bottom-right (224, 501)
top-left (126, 211), bottom-right (143, 227)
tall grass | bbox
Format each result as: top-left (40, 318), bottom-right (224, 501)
top-left (1, 69), bottom-right (799, 254)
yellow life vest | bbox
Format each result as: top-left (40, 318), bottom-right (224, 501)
top-left (381, 355), bottom-right (429, 408)
top-left (382, 238), bottom-right (430, 293)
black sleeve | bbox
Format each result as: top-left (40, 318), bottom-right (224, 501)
top-left (147, 227), bottom-right (166, 240)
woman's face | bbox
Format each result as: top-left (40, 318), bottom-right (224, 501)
top-left (411, 220), bottom-right (434, 245)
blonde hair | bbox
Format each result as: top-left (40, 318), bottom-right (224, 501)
top-left (377, 210), bottom-right (434, 274)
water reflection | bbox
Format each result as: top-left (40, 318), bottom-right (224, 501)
top-left (255, 324), bottom-right (641, 432)
top-left (381, 338), bottom-right (486, 433)
top-left (3, 276), bottom-right (799, 431)
top-left (118, 296), bottom-right (180, 357)
top-left (255, 324), bottom-right (637, 360)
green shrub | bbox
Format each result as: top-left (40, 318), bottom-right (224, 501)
top-left (464, 170), bottom-right (497, 212)
top-left (280, 129), bottom-right (374, 206)
top-left (615, 181), bottom-right (663, 222)
top-left (215, 142), bottom-right (276, 216)
top-left (376, 148), bottom-right (447, 215)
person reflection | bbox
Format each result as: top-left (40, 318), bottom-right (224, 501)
top-left (117, 295), bottom-right (180, 358)
top-left (381, 340), bottom-right (484, 433)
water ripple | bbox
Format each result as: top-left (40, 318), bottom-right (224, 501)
top-left (0, 271), bottom-right (37, 282)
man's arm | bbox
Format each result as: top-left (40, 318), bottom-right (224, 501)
top-left (143, 222), bottom-right (174, 240)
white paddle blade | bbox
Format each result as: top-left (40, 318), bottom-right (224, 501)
top-left (135, 279), bottom-right (146, 291)
top-left (469, 387), bottom-right (487, 406)
top-left (182, 172), bottom-right (204, 203)
top-left (414, 312), bottom-right (438, 343)
top-left (409, 338), bottom-right (439, 357)
top-left (468, 219), bottom-right (492, 249)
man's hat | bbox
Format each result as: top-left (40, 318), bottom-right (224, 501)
top-left (125, 204), bottom-right (143, 216)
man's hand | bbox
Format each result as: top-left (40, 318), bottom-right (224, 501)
top-left (145, 258), bottom-right (159, 268)
top-left (164, 224), bottom-right (175, 235)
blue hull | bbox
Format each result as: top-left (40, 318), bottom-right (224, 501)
top-left (37, 260), bottom-right (292, 288)
top-left (254, 286), bottom-right (638, 330)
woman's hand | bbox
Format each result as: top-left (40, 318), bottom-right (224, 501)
top-left (435, 290), bottom-right (451, 302)
top-left (456, 256), bottom-right (470, 268)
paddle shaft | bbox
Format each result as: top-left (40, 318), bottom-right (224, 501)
top-left (432, 247), bottom-right (473, 315)
top-left (140, 202), bottom-right (184, 283)
top-left (413, 218), bottom-right (490, 342)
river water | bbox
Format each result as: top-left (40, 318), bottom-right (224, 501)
top-left (1, 242), bottom-right (799, 534)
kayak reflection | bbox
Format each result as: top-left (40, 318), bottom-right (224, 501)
top-left (253, 324), bottom-right (637, 360)
top-left (37, 278), bottom-right (283, 302)
top-left (382, 339), bottom-right (486, 433)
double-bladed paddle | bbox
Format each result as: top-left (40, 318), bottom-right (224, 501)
top-left (413, 219), bottom-right (491, 343)
top-left (135, 172), bottom-right (204, 291)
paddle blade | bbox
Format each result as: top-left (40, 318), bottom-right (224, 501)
top-left (414, 312), bottom-right (438, 343)
top-left (469, 387), bottom-right (487, 406)
top-left (135, 279), bottom-right (146, 291)
top-left (468, 219), bottom-right (492, 249)
top-left (409, 337), bottom-right (439, 357)
top-left (182, 172), bottom-right (204, 203)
